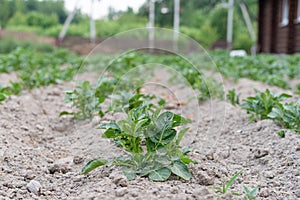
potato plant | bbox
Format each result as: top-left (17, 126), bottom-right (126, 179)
top-left (268, 102), bottom-right (300, 133)
top-left (82, 104), bottom-right (194, 181)
top-left (241, 89), bottom-right (291, 121)
top-left (241, 89), bottom-right (300, 134)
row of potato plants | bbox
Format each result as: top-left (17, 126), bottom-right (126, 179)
top-left (0, 47), bottom-right (82, 104)
top-left (212, 50), bottom-right (300, 90)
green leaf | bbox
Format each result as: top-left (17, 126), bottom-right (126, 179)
top-left (161, 129), bottom-right (177, 143)
top-left (102, 128), bottom-right (118, 138)
top-left (59, 111), bottom-right (74, 116)
top-left (149, 128), bottom-right (176, 144)
top-left (172, 114), bottom-right (192, 127)
top-left (140, 165), bottom-right (154, 177)
top-left (156, 155), bottom-right (172, 165)
top-left (81, 159), bottom-right (108, 174)
top-left (122, 167), bottom-right (136, 180)
top-left (268, 108), bottom-right (282, 119)
top-left (117, 120), bottom-right (132, 135)
top-left (177, 128), bottom-right (189, 144)
top-left (278, 130), bottom-right (286, 138)
top-left (0, 93), bottom-right (6, 102)
top-left (149, 167), bottom-right (171, 181)
top-left (170, 161), bottom-right (191, 180)
top-left (98, 122), bottom-right (120, 130)
top-left (224, 169), bottom-right (243, 192)
top-left (180, 156), bottom-right (194, 164)
top-left (278, 93), bottom-right (292, 100)
top-left (135, 118), bottom-right (149, 132)
top-left (182, 147), bottom-right (193, 155)
top-left (156, 111), bottom-right (173, 131)
top-left (210, 186), bottom-right (223, 193)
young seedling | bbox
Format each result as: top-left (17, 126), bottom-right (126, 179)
top-left (227, 89), bottom-right (240, 106)
top-left (0, 82), bottom-right (22, 104)
top-left (243, 186), bottom-right (258, 200)
top-left (60, 81), bottom-right (105, 119)
top-left (277, 130), bottom-right (286, 138)
top-left (210, 169), bottom-right (243, 197)
top-left (81, 104), bottom-right (194, 181)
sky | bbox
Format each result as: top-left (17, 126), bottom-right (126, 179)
top-left (64, 0), bottom-right (146, 19)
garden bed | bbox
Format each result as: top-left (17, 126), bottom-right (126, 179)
top-left (0, 69), bottom-right (299, 199)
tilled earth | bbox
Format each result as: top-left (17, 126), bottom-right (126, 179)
top-left (0, 70), bottom-right (300, 200)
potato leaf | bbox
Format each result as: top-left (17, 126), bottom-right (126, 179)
top-left (172, 114), bottom-right (192, 127)
top-left (122, 167), bottom-right (136, 180)
top-left (149, 167), bottom-right (171, 181)
top-left (170, 161), bottom-right (191, 181)
top-left (156, 111), bottom-right (173, 131)
top-left (81, 159), bottom-right (108, 174)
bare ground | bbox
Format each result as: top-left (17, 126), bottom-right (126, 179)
top-left (0, 70), bottom-right (300, 200)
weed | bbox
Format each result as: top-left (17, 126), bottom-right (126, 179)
top-left (210, 169), bottom-right (243, 197)
top-left (243, 186), bottom-right (258, 200)
top-left (277, 130), bottom-right (286, 138)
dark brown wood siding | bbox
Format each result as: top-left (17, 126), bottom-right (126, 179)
top-left (295, 0), bottom-right (300, 52)
top-left (295, 24), bottom-right (300, 52)
top-left (258, 0), bottom-right (300, 54)
top-left (258, 0), bottom-right (273, 52)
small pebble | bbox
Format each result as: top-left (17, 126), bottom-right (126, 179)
top-left (264, 171), bottom-right (275, 179)
top-left (115, 188), bottom-right (128, 197)
top-left (73, 156), bottom-right (84, 164)
top-left (36, 124), bottom-right (44, 131)
top-left (26, 180), bottom-right (41, 195)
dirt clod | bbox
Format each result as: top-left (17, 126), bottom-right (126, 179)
top-left (73, 156), bottom-right (84, 164)
top-left (253, 149), bottom-right (269, 159)
top-left (48, 164), bottom-right (70, 174)
top-left (195, 171), bottom-right (214, 186)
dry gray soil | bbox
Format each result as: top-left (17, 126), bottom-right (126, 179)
top-left (0, 69), bottom-right (300, 200)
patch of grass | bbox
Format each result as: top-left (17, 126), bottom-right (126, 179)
top-left (210, 169), bottom-right (243, 197)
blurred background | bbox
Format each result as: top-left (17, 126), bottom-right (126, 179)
top-left (0, 0), bottom-right (257, 54)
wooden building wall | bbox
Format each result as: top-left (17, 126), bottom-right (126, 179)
top-left (258, 0), bottom-right (300, 54)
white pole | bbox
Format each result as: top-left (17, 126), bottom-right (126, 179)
top-left (226, 0), bottom-right (234, 50)
top-left (90, 0), bottom-right (96, 44)
top-left (173, 0), bottom-right (180, 51)
top-left (239, 2), bottom-right (255, 42)
top-left (149, 0), bottom-right (155, 50)
top-left (58, 0), bottom-right (79, 42)
top-left (239, 1), bottom-right (256, 55)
